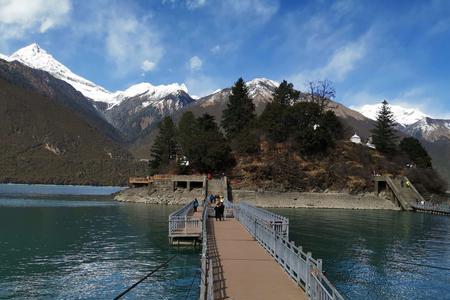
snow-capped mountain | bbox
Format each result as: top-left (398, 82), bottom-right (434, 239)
top-left (7, 43), bottom-right (113, 103)
top-left (109, 82), bottom-right (189, 109)
top-left (0, 53), bottom-right (8, 61)
top-left (200, 78), bottom-right (279, 108)
top-left (5, 44), bottom-right (195, 112)
top-left (353, 102), bottom-right (450, 142)
top-left (403, 117), bottom-right (450, 142)
top-left (104, 82), bottom-right (195, 141)
top-left (353, 103), bottom-right (429, 126)
top-left (247, 78), bottom-right (279, 99)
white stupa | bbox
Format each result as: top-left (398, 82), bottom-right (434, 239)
top-left (350, 133), bottom-right (361, 144)
top-left (366, 136), bottom-right (376, 149)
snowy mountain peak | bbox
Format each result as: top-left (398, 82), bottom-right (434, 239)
top-left (246, 78), bottom-right (279, 100)
top-left (13, 43), bottom-right (44, 57)
top-left (8, 43), bottom-right (113, 103)
top-left (246, 77), bottom-right (279, 88)
top-left (353, 103), bottom-right (429, 126)
top-left (404, 117), bottom-right (450, 142)
top-left (109, 82), bottom-right (189, 108)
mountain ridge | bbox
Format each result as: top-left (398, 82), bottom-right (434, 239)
top-left (2, 43), bottom-right (449, 187)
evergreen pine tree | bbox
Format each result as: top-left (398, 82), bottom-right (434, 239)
top-left (177, 111), bottom-right (198, 160)
top-left (371, 100), bottom-right (397, 153)
top-left (260, 80), bottom-right (300, 143)
top-left (192, 114), bottom-right (235, 172)
top-left (400, 137), bottom-right (432, 168)
top-left (221, 77), bottom-right (255, 139)
top-left (272, 80), bottom-right (300, 106)
top-left (149, 117), bottom-right (178, 174)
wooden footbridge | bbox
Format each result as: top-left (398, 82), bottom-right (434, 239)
top-left (168, 200), bottom-right (344, 300)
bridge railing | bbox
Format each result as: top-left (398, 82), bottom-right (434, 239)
top-left (238, 202), bottom-right (289, 237)
top-left (199, 204), bottom-right (214, 300)
top-left (411, 202), bottom-right (450, 214)
top-left (235, 203), bottom-right (344, 300)
top-left (168, 200), bottom-right (202, 236)
top-left (223, 200), bottom-right (234, 218)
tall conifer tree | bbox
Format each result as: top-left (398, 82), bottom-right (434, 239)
top-left (221, 78), bottom-right (255, 139)
top-left (149, 117), bottom-right (178, 173)
top-left (371, 100), bottom-right (397, 153)
top-left (260, 80), bottom-right (300, 143)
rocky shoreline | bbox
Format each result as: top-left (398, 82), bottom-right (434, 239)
top-left (114, 187), bottom-right (400, 210)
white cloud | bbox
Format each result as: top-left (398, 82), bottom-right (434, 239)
top-left (0, 0), bottom-right (70, 47)
top-left (289, 33), bottom-right (369, 90)
top-left (141, 59), bottom-right (156, 72)
top-left (104, 12), bottom-right (163, 76)
top-left (162, 0), bottom-right (206, 10)
top-left (210, 45), bottom-right (221, 54)
top-left (187, 0), bottom-right (206, 9)
top-left (189, 55), bottom-right (203, 71)
top-left (225, 0), bottom-right (279, 21)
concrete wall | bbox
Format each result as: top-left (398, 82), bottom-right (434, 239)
top-left (231, 189), bottom-right (398, 210)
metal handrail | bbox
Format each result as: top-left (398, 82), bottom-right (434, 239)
top-left (199, 204), bottom-right (214, 300)
top-left (169, 200), bottom-right (202, 237)
top-left (235, 203), bottom-right (344, 300)
top-left (411, 202), bottom-right (450, 214)
top-left (238, 202), bottom-right (289, 237)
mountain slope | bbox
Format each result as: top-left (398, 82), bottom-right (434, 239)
top-left (0, 59), bottom-right (123, 142)
top-left (403, 117), bottom-right (450, 142)
top-left (4, 44), bottom-right (197, 141)
top-left (0, 77), bottom-right (133, 185)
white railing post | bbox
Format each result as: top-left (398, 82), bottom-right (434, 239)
top-left (306, 252), bottom-right (312, 298)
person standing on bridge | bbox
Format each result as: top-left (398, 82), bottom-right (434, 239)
top-left (214, 202), bottom-right (221, 221)
top-left (219, 198), bottom-right (225, 221)
top-left (193, 198), bottom-right (199, 212)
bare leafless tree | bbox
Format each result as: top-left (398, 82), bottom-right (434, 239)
top-left (306, 79), bottom-right (336, 111)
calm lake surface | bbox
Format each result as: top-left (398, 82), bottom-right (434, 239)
top-left (271, 208), bottom-right (450, 300)
top-left (1, 185), bottom-right (449, 299)
top-left (0, 185), bottom-right (199, 299)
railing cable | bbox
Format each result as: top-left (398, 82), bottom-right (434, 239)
top-left (113, 255), bottom-right (177, 300)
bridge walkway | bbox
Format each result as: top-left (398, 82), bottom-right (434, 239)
top-left (207, 218), bottom-right (306, 300)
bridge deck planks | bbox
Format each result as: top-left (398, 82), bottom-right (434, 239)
top-left (207, 218), bottom-right (306, 300)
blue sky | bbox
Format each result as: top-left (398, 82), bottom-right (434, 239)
top-left (1, 0), bottom-right (450, 118)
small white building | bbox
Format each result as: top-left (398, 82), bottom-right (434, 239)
top-left (350, 133), bottom-right (361, 144)
top-left (366, 136), bottom-right (376, 149)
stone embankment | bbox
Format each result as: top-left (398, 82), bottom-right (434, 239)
top-left (232, 190), bottom-right (399, 210)
top-left (115, 187), bottom-right (399, 210)
top-left (115, 187), bottom-right (203, 205)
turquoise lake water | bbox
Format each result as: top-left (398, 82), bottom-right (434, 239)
top-left (0, 185), bottom-right (199, 299)
top-left (271, 208), bottom-right (450, 300)
top-left (0, 184), bottom-right (449, 299)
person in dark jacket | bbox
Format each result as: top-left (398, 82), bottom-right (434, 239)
top-left (214, 202), bottom-right (221, 221)
top-left (193, 198), bottom-right (199, 212)
top-left (219, 199), bottom-right (225, 220)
